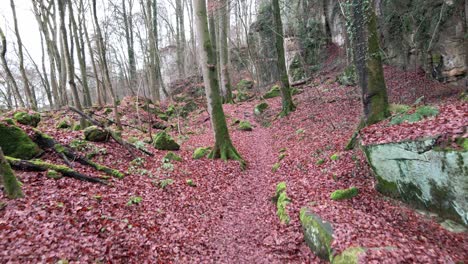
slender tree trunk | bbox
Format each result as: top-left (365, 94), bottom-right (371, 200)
top-left (352, 0), bottom-right (389, 126)
top-left (58, 0), bottom-right (86, 128)
top-left (83, 12), bottom-right (102, 106)
top-left (123, 0), bottom-right (137, 90)
top-left (0, 26), bottom-right (25, 108)
top-left (193, 0), bottom-right (244, 167)
top-left (10, 0), bottom-right (37, 110)
top-left (39, 33), bottom-right (54, 109)
top-left (92, 0), bottom-right (122, 130)
top-left (219, 0), bottom-right (234, 103)
top-left (272, 0), bottom-right (295, 117)
top-left (175, 0), bottom-right (186, 78)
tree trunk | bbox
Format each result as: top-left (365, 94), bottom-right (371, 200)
top-left (0, 25), bottom-right (25, 108)
top-left (92, 0), bottom-right (123, 130)
top-left (193, 0), bottom-right (244, 167)
top-left (219, 0), bottom-right (234, 103)
top-left (83, 9), bottom-right (103, 106)
top-left (272, 0), bottom-right (295, 117)
top-left (0, 147), bottom-right (23, 199)
top-left (352, 0), bottom-right (389, 126)
top-left (10, 0), bottom-right (37, 110)
top-left (176, 0), bottom-right (186, 78)
top-left (123, 0), bottom-right (137, 91)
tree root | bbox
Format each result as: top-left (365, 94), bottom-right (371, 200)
top-left (208, 143), bottom-right (246, 170)
top-left (6, 157), bottom-right (107, 184)
top-left (32, 130), bottom-right (124, 179)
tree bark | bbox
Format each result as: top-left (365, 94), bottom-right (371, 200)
top-left (219, 0), bottom-right (234, 103)
top-left (0, 147), bottom-right (23, 199)
top-left (176, 0), bottom-right (186, 78)
top-left (193, 0), bottom-right (245, 167)
top-left (272, 0), bottom-right (295, 117)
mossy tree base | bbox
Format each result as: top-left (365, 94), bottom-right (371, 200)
top-left (208, 142), bottom-right (246, 169)
top-left (0, 148), bottom-right (23, 199)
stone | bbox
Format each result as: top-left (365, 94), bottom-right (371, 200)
top-left (254, 102), bottom-right (269, 115)
top-left (153, 132), bottom-right (180, 151)
top-left (238, 121), bottom-right (253, 131)
top-left (299, 208), bottom-right (334, 261)
top-left (84, 126), bottom-right (110, 142)
top-left (13, 111), bottom-right (41, 127)
top-left (236, 79), bottom-right (254, 90)
top-left (330, 187), bottom-right (359, 201)
top-left (363, 138), bottom-right (468, 225)
top-left (193, 147), bottom-right (211, 159)
top-left (263, 85), bottom-right (281, 99)
top-left (0, 123), bottom-right (42, 159)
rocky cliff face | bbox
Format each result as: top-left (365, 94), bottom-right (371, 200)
top-left (249, 0), bottom-right (467, 85)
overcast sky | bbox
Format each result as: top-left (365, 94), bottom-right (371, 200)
top-left (0, 0), bottom-right (43, 63)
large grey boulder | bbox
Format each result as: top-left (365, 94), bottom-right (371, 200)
top-left (363, 138), bottom-right (467, 225)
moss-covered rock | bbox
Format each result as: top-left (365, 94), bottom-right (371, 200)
top-left (271, 162), bottom-right (280, 172)
top-left (238, 121), bottom-right (253, 131)
top-left (254, 102), bottom-right (269, 115)
top-left (84, 126), bottom-right (110, 142)
top-left (153, 132), bottom-right (180, 151)
top-left (299, 208), bottom-right (334, 261)
top-left (363, 138), bottom-right (468, 224)
top-left (3, 118), bottom-right (14, 125)
top-left (263, 85), bottom-right (281, 99)
top-left (273, 182), bottom-right (290, 224)
top-left (0, 150), bottom-right (23, 198)
top-left (331, 187), bottom-right (359, 201)
top-left (163, 151), bottom-right (182, 162)
top-left (236, 91), bottom-right (254, 102)
top-left (13, 111), bottom-right (41, 127)
top-left (72, 124), bottom-right (81, 131)
top-left (0, 123), bottom-right (42, 159)
top-left (337, 65), bottom-right (357, 86)
top-left (236, 79), bottom-right (254, 90)
top-left (181, 101), bottom-right (198, 118)
top-left (193, 147), bottom-right (211, 159)
top-left (56, 120), bottom-right (71, 129)
top-left (165, 104), bottom-right (176, 117)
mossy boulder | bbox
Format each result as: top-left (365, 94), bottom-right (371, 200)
top-left (236, 79), bottom-right (254, 90)
top-left (13, 111), bottom-right (41, 127)
top-left (72, 124), bottom-right (81, 131)
top-left (153, 132), bottom-right (180, 151)
top-left (263, 85), bottom-right (281, 99)
top-left (254, 102), bottom-right (269, 115)
top-left (273, 182), bottom-right (290, 224)
top-left (163, 151), bottom-right (182, 162)
top-left (56, 120), bottom-right (71, 129)
top-left (84, 126), bottom-right (110, 142)
top-left (331, 187), bottom-right (359, 201)
top-left (332, 247), bottom-right (365, 264)
top-left (180, 101), bottom-right (198, 118)
top-left (0, 123), bottom-right (42, 159)
top-left (236, 91), bottom-right (254, 102)
top-left (238, 121), bottom-right (253, 131)
top-left (300, 208), bottom-right (334, 261)
top-left (193, 147), bottom-right (211, 159)
top-left (337, 65), bottom-right (357, 86)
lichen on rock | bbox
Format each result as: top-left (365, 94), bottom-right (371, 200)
top-left (299, 208), bottom-right (334, 261)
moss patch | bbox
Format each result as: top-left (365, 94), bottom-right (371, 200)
top-left (271, 162), bottom-right (280, 172)
top-left (332, 247), bottom-right (365, 264)
top-left (56, 120), bottom-right (71, 129)
top-left (13, 111), bottom-right (41, 127)
top-left (254, 102), bottom-right (269, 115)
top-left (238, 121), bottom-right (253, 131)
top-left (193, 147), bottom-right (211, 159)
top-left (163, 151), bottom-right (182, 162)
top-left (236, 79), bottom-right (254, 90)
top-left (153, 132), bottom-right (180, 151)
top-left (331, 187), bottom-right (359, 201)
top-left (0, 123), bottom-right (42, 159)
top-left (0, 154), bottom-right (23, 198)
top-left (263, 85), bottom-right (281, 99)
top-left (46, 170), bottom-right (62, 180)
top-left (273, 182), bottom-right (290, 224)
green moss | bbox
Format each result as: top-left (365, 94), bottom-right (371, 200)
top-left (254, 102), bottom-right (269, 115)
top-left (390, 105), bottom-right (439, 125)
top-left (389, 104), bottom-right (410, 114)
top-left (126, 196), bottom-right (142, 205)
top-left (332, 247), bottom-right (365, 264)
top-left (56, 120), bottom-right (71, 129)
top-left (166, 104), bottom-right (176, 117)
top-left (330, 154), bottom-right (340, 161)
top-left (193, 147), bottom-right (211, 159)
top-left (278, 153), bottom-right (287, 161)
top-left (153, 132), bottom-right (180, 151)
top-left (238, 121), bottom-right (253, 131)
top-left (330, 187), bottom-right (359, 201)
top-left (299, 208), bottom-right (334, 260)
top-left (159, 179), bottom-right (174, 189)
top-left (337, 65), bottom-right (357, 86)
top-left (0, 157), bottom-right (23, 198)
top-left (236, 79), bottom-right (254, 90)
top-left (13, 111), bottom-right (41, 127)
top-left (158, 114), bottom-right (169, 121)
top-left (72, 124), bottom-right (81, 131)
top-left (84, 126), bottom-right (110, 142)
top-left (3, 118), bottom-right (14, 125)
top-left (277, 191), bottom-right (291, 224)
top-left (186, 179), bottom-right (196, 187)
top-left (291, 88), bottom-right (302, 95)
top-left (263, 85), bottom-right (281, 99)
top-left (316, 159), bottom-right (325, 166)
top-left (457, 138), bottom-right (468, 151)
top-left (46, 170), bottom-right (62, 180)
top-left (272, 162), bottom-right (280, 172)
top-left (163, 151), bottom-right (183, 162)
top-left (0, 123), bottom-right (42, 159)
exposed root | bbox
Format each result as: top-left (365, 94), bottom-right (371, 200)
top-left (208, 143), bottom-right (246, 170)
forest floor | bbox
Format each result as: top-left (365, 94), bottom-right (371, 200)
top-left (0, 66), bottom-right (467, 263)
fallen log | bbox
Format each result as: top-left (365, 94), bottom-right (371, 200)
top-left (32, 129), bottom-right (124, 179)
top-left (68, 106), bottom-right (154, 157)
top-left (6, 156), bottom-right (107, 184)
